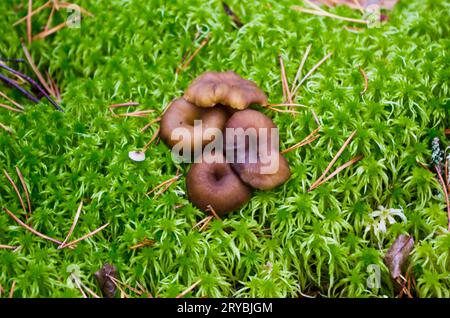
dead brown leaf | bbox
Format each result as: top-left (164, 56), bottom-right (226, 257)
top-left (384, 234), bottom-right (414, 280)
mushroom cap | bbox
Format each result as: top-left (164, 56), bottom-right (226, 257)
top-left (160, 98), bottom-right (229, 150)
top-left (186, 152), bottom-right (252, 216)
top-left (184, 71), bottom-right (268, 110)
top-left (224, 109), bottom-right (291, 190)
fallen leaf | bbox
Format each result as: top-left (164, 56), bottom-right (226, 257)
top-left (310, 0), bottom-right (399, 10)
top-left (94, 263), bottom-right (117, 298)
top-left (384, 234), bottom-right (414, 280)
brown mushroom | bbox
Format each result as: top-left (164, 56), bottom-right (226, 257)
top-left (184, 71), bottom-right (268, 109)
top-left (160, 97), bottom-right (229, 152)
top-left (224, 109), bottom-right (291, 190)
top-left (186, 152), bottom-right (252, 216)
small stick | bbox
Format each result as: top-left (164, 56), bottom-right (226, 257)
top-left (281, 131), bottom-right (320, 154)
top-left (291, 52), bottom-right (333, 99)
top-left (177, 35), bottom-right (210, 73)
top-left (15, 166), bottom-right (32, 217)
top-left (33, 21), bottom-right (67, 40)
top-left (359, 67), bottom-right (368, 95)
top-left (58, 201), bottom-right (83, 248)
top-left (176, 280), bottom-right (201, 298)
top-left (0, 91), bottom-right (24, 110)
top-left (309, 130), bottom-right (357, 190)
top-left (13, 1), bottom-right (51, 26)
top-left (435, 166), bottom-right (450, 232)
top-left (21, 40), bottom-right (53, 96)
top-left (0, 73), bottom-right (40, 104)
top-left (0, 122), bottom-right (13, 134)
top-left (3, 170), bottom-right (28, 217)
top-left (59, 223), bottom-right (109, 249)
top-left (291, 44), bottom-right (312, 94)
top-left (310, 155), bottom-right (363, 190)
top-left (27, 0), bottom-right (33, 45)
top-left (279, 54), bottom-right (291, 104)
top-left (2, 207), bottom-right (63, 245)
top-left (0, 63), bottom-right (62, 111)
top-left (206, 205), bottom-right (222, 221)
top-left (291, 5), bottom-right (369, 24)
top-left (0, 103), bottom-right (24, 113)
top-left (142, 127), bottom-right (160, 152)
top-left (140, 117), bottom-right (161, 133)
top-left (9, 280), bottom-right (16, 298)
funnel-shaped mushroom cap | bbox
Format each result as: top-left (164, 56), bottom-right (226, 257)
top-left (186, 153), bottom-right (252, 216)
top-left (160, 98), bottom-right (229, 150)
top-left (184, 71), bottom-right (268, 109)
top-left (224, 109), bottom-right (291, 190)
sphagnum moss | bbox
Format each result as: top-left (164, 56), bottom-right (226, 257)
top-left (0, 0), bottom-right (449, 298)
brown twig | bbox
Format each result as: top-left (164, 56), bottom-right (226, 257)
top-left (59, 223), bottom-right (109, 249)
top-left (176, 35), bottom-right (210, 73)
top-left (58, 201), bottom-right (83, 249)
top-left (176, 280), bottom-right (202, 298)
top-left (359, 67), bottom-right (368, 95)
top-left (2, 207), bottom-right (63, 245)
top-left (15, 166), bottom-right (32, 218)
top-left (310, 155), bottom-right (363, 190)
top-left (309, 130), bottom-right (357, 191)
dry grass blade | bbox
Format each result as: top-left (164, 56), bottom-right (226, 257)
top-left (33, 21), bottom-right (67, 40)
top-left (177, 35), bottom-right (210, 73)
top-left (142, 127), bottom-right (160, 151)
top-left (13, 1), bottom-right (51, 26)
top-left (2, 207), bottom-right (63, 245)
top-left (58, 201), bottom-right (83, 249)
top-left (59, 223), bottom-right (109, 249)
top-left (0, 91), bottom-right (24, 110)
top-left (281, 127), bottom-right (321, 154)
top-left (435, 166), bottom-right (450, 232)
top-left (15, 166), bottom-right (32, 217)
top-left (359, 67), bottom-right (368, 95)
top-left (27, 0), bottom-right (33, 45)
top-left (0, 122), bottom-right (13, 134)
top-left (9, 280), bottom-right (16, 298)
top-left (3, 170), bottom-right (28, 217)
top-left (140, 117), bottom-right (161, 133)
top-left (176, 280), bottom-right (202, 298)
top-left (310, 154), bottom-right (363, 190)
top-left (279, 54), bottom-right (292, 103)
top-left (309, 130), bottom-right (357, 190)
top-left (291, 52), bottom-right (333, 98)
top-left (0, 103), bottom-right (24, 113)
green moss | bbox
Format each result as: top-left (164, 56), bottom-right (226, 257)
top-left (0, 0), bottom-right (449, 297)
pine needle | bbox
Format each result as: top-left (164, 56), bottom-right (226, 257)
top-left (113, 110), bottom-right (155, 118)
top-left (176, 35), bottom-right (210, 73)
top-left (0, 244), bottom-right (18, 250)
top-left (279, 54), bottom-right (292, 104)
top-left (9, 280), bottom-right (16, 299)
top-left (58, 201), bottom-right (83, 249)
top-left (359, 67), bottom-right (368, 95)
top-left (15, 166), bottom-right (32, 217)
top-left (140, 117), bottom-right (161, 133)
top-left (13, 1), bottom-right (51, 26)
top-left (206, 205), bottom-right (222, 221)
top-left (0, 103), bottom-right (24, 113)
top-left (291, 44), bottom-right (312, 94)
top-left (27, 0), bottom-right (33, 45)
top-left (291, 2), bottom-right (369, 24)
top-left (32, 21), bottom-right (67, 40)
top-left (0, 90), bottom-right (24, 110)
top-left (3, 170), bottom-right (28, 218)
top-left (129, 238), bottom-right (155, 250)
top-left (142, 127), bottom-right (160, 152)
top-left (281, 126), bottom-right (321, 154)
top-left (309, 130), bottom-right (357, 191)
top-left (0, 122), bottom-right (13, 134)
top-left (59, 223), bottom-right (109, 249)
top-left (176, 280), bottom-right (202, 298)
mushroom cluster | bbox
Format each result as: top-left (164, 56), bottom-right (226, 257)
top-left (160, 71), bottom-right (290, 216)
